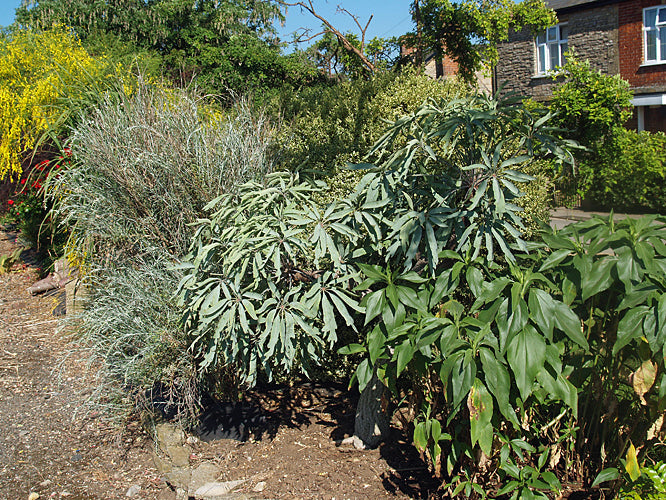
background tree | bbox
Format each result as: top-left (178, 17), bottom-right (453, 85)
top-left (15, 0), bottom-right (320, 96)
top-left (404, 0), bottom-right (556, 83)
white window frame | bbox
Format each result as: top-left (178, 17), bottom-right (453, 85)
top-left (644, 6), bottom-right (666, 64)
top-left (535, 23), bottom-right (568, 75)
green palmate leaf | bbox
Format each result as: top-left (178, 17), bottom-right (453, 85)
top-left (466, 266), bottom-right (485, 298)
top-left (468, 379), bottom-right (494, 455)
top-left (507, 325), bottom-right (546, 401)
top-left (538, 249), bottom-right (571, 273)
top-left (615, 250), bottom-right (642, 290)
top-left (591, 468), bottom-right (620, 487)
top-left (537, 370), bottom-right (578, 416)
top-left (338, 343), bottom-right (365, 355)
top-left (362, 289), bottom-right (387, 325)
top-left (367, 325), bottom-right (387, 364)
top-left (395, 339), bottom-right (415, 377)
top-left (355, 358), bottom-right (374, 392)
top-left (473, 277), bottom-right (512, 309)
top-left (529, 288), bottom-right (588, 349)
top-left (497, 297), bottom-right (528, 354)
top-left (479, 348), bottom-right (520, 428)
top-left (614, 306), bottom-right (651, 355)
top-left (581, 257), bottom-right (616, 300)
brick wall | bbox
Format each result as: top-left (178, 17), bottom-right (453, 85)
top-left (618, 0), bottom-right (666, 93)
top-left (496, 4), bottom-right (619, 100)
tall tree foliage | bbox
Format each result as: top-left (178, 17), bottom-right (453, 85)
top-left (404, 0), bottom-right (556, 83)
top-left (15, 0), bottom-right (320, 95)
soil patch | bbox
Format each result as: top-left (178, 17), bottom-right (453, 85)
top-left (0, 229), bottom-right (439, 499)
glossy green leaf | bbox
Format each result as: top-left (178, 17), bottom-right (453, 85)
top-left (480, 348), bottom-right (520, 428)
top-left (591, 468), bottom-right (619, 487)
top-left (507, 326), bottom-right (546, 401)
top-left (581, 257), bottom-right (616, 300)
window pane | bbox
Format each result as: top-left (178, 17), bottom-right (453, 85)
top-left (537, 32), bottom-right (545, 44)
top-left (659, 7), bottom-right (666, 24)
top-left (646, 9), bottom-right (657, 28)
top-left (539, 45), bottom-right (546, 72)
top-left (561, 42), bottom-right (568, 64)
top-left (550, 43), bottom-right (559, 69)
top-left (661, 27), bottom-right (666, 60)
top-left (548, 26), bottom-right (557, 41)
top-left (647, 30), bottom-right (657, 60)
top-left (560, 25), bottom-right (569, 40)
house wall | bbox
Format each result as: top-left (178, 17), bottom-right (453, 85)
top-left (618, 0), bottom-right (666, 93)
top-left (496, 4), bottom-right (619, 100)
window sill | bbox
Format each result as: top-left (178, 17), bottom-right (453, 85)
top-left (640, 60), bottom-right (666, 67)
top-left (531, 73), bottom-right (560, 80)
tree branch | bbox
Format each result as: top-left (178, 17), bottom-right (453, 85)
top-left (282, 0), bottom-right (376, 73)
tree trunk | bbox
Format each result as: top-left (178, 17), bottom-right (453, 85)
top-left (345, 368), bottom-right (390, 449)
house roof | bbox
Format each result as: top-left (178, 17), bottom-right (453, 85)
top-left (545, 0), bottom-right (615, 12)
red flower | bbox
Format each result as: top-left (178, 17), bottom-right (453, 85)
top-left (7, 199), bottom-right (14, 205)
top-left (20, 178), bottom-right (26, 185)
top-left (32, 181), bottom-right (42, 189)
top-left (63, 147), bottom-right (72, 157)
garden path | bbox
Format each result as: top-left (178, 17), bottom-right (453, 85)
top-left (0, 229), bottom-right (165, 499)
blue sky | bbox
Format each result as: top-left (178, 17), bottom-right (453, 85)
top-left (0, 1), bottom-right (415, 46)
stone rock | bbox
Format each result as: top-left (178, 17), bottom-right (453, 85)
top-left (28, 493), bottom-right (39, 500)
top-left (155, 423), bottom-right (191, 467)
top-left (193, 479), bottom-right (246, 499)
top-left (126, 484), bottom-right (141, 497)
top-left (156, 490), bottom-right (177, 500)
top-left (252, 481), bottom-right (266, 492)
top-left (188, 462), bottom-right (219, 495)
top-left (165, 467), bottom-right (192, 490)
top-left (152, 451), bottom-right (173, 474)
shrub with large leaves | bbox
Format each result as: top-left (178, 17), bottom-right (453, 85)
top-left (180, 91), bottom-right (572, 400)
top-left (180, 93), bottom-right (666, 497)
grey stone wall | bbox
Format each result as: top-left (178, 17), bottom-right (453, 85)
top-left (496, 4), bottom-right (619, 100)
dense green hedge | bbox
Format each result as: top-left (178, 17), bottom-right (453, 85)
top-left (579, 127), bottom-right (666, 212)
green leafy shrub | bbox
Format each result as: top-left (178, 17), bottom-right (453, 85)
top-left (6, 154), bottom-right (69, 256)
top-left (181, 92), bottom-right (666, 496)
top-left (550, 56), bottom-right (633, 147)
top-left (179, 92), bottom-right (572, 439)
top-left (579, 128), bottom-right (666, 212)
top-left (620, 462), bottom-right (666, 499)
top-left (273, 69), bottom-right (465, 201)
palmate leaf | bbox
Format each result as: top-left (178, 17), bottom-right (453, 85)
top-left (507, 325), bottom-right (546, 401)
top-left (468, 378), bottom-right (494, 455)
top-left (528, 288), bottom-right (588, 349)
top-left (479, 347), bottom-right (520, 428)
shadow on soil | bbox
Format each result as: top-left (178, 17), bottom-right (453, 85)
top-left (177, 382), bottom-right (442, 498)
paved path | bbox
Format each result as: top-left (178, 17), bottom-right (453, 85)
top-left (549, 207), bottom-right (649, 230)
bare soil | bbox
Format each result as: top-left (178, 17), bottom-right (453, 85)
top-left (0, 229), bottom-right (439, 500)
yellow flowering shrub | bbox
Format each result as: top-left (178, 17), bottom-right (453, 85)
top-left (0, 28), bottom-right (107, 180)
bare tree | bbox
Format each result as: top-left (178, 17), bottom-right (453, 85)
top-left (282, 1), bottom-right (377, 73)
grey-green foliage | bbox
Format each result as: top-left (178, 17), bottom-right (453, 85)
top-left (364, 92), bottom-right (574, 264)
top-left (178, 172), bottom-right (362, 385)
top-left (49, 83), bottom-right (277, 418)
top-left (180, 92), bottom-right (573, 386)
top-left (61, 259), bottom-right (197, 420)
top-left (48, 82), bottom-right (276, 263)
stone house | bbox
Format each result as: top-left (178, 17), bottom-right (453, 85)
top-left (495, 0), bottom-right (666, 133)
